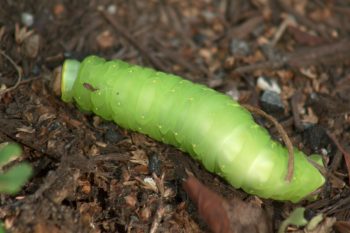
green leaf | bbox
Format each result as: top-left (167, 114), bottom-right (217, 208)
top-left (278, 207), bottom-right (308, 233)
top-left (0, 221), bottom-right (5, 233)
top-left (0, 142), bottom-right (22, 168)
top-left (0, 163), bottom-right (32, 194)
top-left (0, 221), bottom-right (6, 233)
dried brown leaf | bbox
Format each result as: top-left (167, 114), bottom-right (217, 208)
top-left (183, 175), bottom-right (271, 233)
top-left (124, 194), bottom-right (137, 208)
top-left (15, 23), bottom-right (34, 44)
top-left (96, 30), bottom-right (115, 49)
top-left (334, 221), bottom-right (350, 233)
top-left (23, 34), bottom-right (40, 58)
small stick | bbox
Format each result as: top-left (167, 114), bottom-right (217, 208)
top-left (235, 40), bottom-right (350, 74)
top-left (149, 173), bottom-right (165, 233)
top-left (327, 132), bottom-right (350, 185)
top-left (0, 50), bottom-right (22, 97)
top-left (99, 9), bottom-right (166, 71)
top-left (270, 15), bottom-right (296, 46)
top-left (306, 156), bottom-right (344, 190)
top-left (149, 202), bottom-right (165, 233)
top-left (290, 91), bottom-right (303, 131)
top-left (243, 104), bottom-right (294, 182)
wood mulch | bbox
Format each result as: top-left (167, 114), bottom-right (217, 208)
top-left (1, 1), bottom-right (350, 232)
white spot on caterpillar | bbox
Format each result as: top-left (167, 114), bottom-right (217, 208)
top-left (251, 124), bottom-right (259, 129)
top-left (247, 153), bottom-right (274, 184)
top-left (112, 64), bottom-right (116, 68)
top-left (192, 144), bottom-right (197, 148)
top-left (117, 102), bottom-right (121, 106)
top-left (271, 141), bottom-right (276, 148)
top-left (158, 125), bottom-right (162, 129)
top-left (138, 127), bottom-right (142, 130)
top-left (141, 115), bottom-right (145, 119)
top-left (174, 132), bottom-right (178, 136)
top-left (227, 102), bottom-right (239, 107)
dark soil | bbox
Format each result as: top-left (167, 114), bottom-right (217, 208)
top-left (1, 1), bottom-right (350, 232)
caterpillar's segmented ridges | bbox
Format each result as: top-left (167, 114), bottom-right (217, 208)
top-left (61, 55), bottom-right (325, 202)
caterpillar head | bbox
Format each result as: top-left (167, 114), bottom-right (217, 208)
top-left (61, 59), bottom-right (81, 103)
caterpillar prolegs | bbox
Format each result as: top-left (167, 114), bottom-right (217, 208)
top-left (61, 55), bottom-right (325, 202)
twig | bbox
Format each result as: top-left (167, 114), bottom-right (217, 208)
top-left (234, 60), bottom-right (285, 74)
top-left (0, 117), bottom-right (58, 160)
top-left (149, 173), bottom-right (165, 233)
top-left (277, 0), bottom-right (331, 40)
top-left (150, 36), bottom-right (207, 77)
top-left (306, 156), bottom-right (345, 195)
top-left (18, 76), bottom-right (40, 85)
top-left (290, 90), bottom-right (303, 131)
top-left (270, 15), bottom-right (296, 46)
top-left (235, 40), bottom-right (350, 73)
top-left (329, 150), bottom-right (343, 173)
top-left (99, 9), bottom-right (166, 71)
top-left (306, 157), bottom-right (327, 177)
top-left (149, 202), bottom-right (165, 233)
top-left (327, 132), bottom-right (350, 185)
top-left (243, 104), bottom-right (294, 182)
top-left (226, 15), bottom-right (264, 40)
top-left (0, 50), bottom-right (22, 97)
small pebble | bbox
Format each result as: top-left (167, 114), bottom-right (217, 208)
top-left (230, 39), bottom-right (251, 56)
top-left (21, 12), bottom-right (34, 27)
top-left (148, 153), bottom-right (161, 176)
top-left (226, 87), bottom-right (240, 101)
top-left (257, 76), bottom-right (281, 93)
top-left (53, 3), bottom-right (65, 17)
top-left (260, 90), bottom-right (284, 115)
top-left (192, 33), bottom-right (206, 45)
top-left (202, 10), bottom-right (215, 21)
top-left (31, 64), bottom-right (41, 76)
top-left (302, 124), bottom-right (330, 152)
top-left (107, 4), bottom-right (117, 14)
top-left (104, 128), bottom-right (122, 143)
top-left (48, 121), bottom-right (61, 131)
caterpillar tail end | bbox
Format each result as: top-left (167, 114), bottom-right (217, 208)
top-left (61, 59), bottom-right (81, 103)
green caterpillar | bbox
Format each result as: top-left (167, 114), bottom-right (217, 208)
top-left (61, 55), bottom-right (325, 202)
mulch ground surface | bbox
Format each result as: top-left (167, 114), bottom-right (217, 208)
top-left (1, 1), bottom-right (350, 232)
